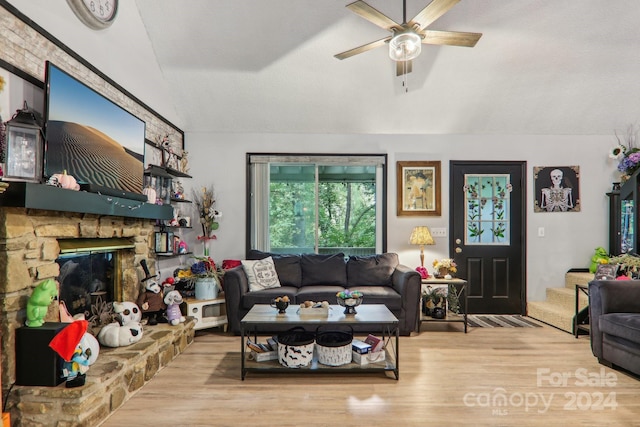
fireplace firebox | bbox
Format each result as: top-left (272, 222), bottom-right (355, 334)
top-left (56, 238), bottom-right (135, 317)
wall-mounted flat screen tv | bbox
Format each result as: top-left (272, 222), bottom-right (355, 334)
top-left (44, 61), bottom-right (145, 196)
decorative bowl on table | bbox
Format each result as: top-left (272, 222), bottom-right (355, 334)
top-left (270, 296), bottom-right (290, 314)
top-left (336, 290), bottom-right (363, 315)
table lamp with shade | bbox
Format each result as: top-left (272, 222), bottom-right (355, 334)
top-left (409, 226), bottom-right (435, 267)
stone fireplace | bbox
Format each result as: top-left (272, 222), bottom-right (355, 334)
top-left (0, 200), bottom-right (194, 425)
top-left (0, 205), bottom-right (153, 374)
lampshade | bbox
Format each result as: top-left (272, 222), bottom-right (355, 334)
top-left (409, 226), bottom-right (434, 246)
top-left (410, 226), bottom-right (434, 268)
top-left (389, 32), bottom-right (422, 62)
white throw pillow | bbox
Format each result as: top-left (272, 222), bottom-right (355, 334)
top-left (242, 257), bottom-right (281, 292)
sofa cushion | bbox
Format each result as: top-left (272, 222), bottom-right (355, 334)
top-left (241, 257), bottom-right (281, 292)
top-left (347, 286), bottom-right (402, 311)
top-left (599, 313), bottom-right (640, 345)
top-left (347, 253), bottom-right (399, 287)
top-left (247, 250), bottom-right (302, 287)
top-left (242, 286), bottom-right (298, 310)
top-left (296, 285), bottom-right (347, 305)
top-left (301, 253), bottom-right (347, 286)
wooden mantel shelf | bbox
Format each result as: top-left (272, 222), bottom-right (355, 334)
top-left (0, 182), bottom-right (173, 220)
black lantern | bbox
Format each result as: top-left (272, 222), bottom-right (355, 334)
top-left (3, 101), bottom-right (44, 183)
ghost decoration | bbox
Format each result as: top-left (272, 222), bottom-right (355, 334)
top-left (98, 321), bottom-right (144, 347)
top-left (113, 301), bottom-right (142, 324)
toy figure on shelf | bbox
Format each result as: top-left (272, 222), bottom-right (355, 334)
top-left (26, 278), bottom-right (59, 327)
top-left (136, 259), bottom-right (166, 325)
top-left (48, 319), bottom-right (99, 388)
top-left (112, 301), bottom-right (142, 324)
top-left (98, 320), bottom-right (144, 347)
top-left (164, 290), bottom-right (186, 326)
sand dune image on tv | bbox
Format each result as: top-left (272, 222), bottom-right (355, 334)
top-left (45, 120), bottom-right (143, 195)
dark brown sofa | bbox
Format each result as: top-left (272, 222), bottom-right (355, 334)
top-left (223, 252), bottom-right (421, 336)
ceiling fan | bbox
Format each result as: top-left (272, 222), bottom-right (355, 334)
top-left (335, 0), bottom-right (482, 76)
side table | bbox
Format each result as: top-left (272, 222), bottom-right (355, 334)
top-left (574, 284), bottom-right (589, 338)
top-left (419, 278), bottom-right (468, 333)
top-left (181, 295), bottom-right (228, 331)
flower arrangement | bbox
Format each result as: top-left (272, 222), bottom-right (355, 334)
top-left (176, 256), bottom-right (224, 282)
top-left (610, 125), bottom-right (640, 182)
top-left (192, 186), bottom-right (222, 255)
top-left (432, 258), bottom-right (457, 274)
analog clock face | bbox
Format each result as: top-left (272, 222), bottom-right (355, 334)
top-left (82, 0), bottom-right (117, 23)
top-left (67, 0), bottom-right (118, 30)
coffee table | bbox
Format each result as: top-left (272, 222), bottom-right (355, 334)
top-left (240, 304), bottom-right (399, 380)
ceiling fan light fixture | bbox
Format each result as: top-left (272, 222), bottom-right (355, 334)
top-left (389, 32), bottom-right (421, 61)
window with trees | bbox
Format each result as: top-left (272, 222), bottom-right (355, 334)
top-left (247, 154), bottom-right (387, 256)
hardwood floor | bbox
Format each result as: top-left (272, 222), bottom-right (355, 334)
top-left (101, 322), bottom-right (640, 427)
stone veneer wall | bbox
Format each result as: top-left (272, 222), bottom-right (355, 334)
top-left (8, 321), bottom-right (195, 427)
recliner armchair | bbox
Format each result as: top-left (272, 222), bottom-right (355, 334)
top-left (588, 280), bottom-right (640, 377)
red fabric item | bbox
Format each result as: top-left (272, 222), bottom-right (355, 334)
top-left (616, 275), bottom-right (631, 280)
top-left (222, 259), bottom-right (241, 270)
top-left (49, 319), bottom-right (88, 362)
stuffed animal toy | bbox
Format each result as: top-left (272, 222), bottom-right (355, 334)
top-left (590, 247), bottom-right (609, 273)
top-left (136, 259), bottom-right (165, 325)
top-left (163, 290), bottom-right (186, 326)
top-left (48, 319), bottom-right (99, 388)
top-left (113, 301), bottom-right (142, 324)
top-left (26, 278), bottom-right (59, 327)
top-left (97, 320), bottom-right (144, 347)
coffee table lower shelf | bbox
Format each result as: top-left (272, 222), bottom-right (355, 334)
top-left (240, 304), bottom-right (399, 380)
top-left (242, 349), bottom-right (396, 378)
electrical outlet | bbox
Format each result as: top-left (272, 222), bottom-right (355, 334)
top-left (430, 227), bottom-right (447, 238)
top-left (538, 227), bottom-right (545, 237)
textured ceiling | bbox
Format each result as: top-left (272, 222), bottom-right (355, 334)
top-left (135, 0), bottom-right (640, 135)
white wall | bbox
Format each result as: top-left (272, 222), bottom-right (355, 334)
top-left (183, 132), bottom-right (619, 303)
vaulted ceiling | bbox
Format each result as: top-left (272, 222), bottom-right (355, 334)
top-left (135, 0), bottom-right (640, 135)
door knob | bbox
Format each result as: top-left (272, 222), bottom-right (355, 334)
top-left (455, 238), bottom-right (461, 244)
top-left (455, 247), bottom-right (462, 253)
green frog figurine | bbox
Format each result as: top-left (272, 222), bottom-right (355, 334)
top-left (26, 278), bottom-right (58, 327)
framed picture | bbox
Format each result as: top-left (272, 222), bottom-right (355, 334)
top-left (533, 166), bottom-right (580, 212)
top-left (397, 161), bottom-right (441, 216)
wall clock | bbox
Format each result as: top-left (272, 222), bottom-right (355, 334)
top-left (67, 0), bottom-right (118, 30)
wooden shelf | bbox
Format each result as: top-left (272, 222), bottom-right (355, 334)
top-left (0, 182), bottom-right (173, 220)
top-left (156, 251), bottom-right (192, 258)
top-left (144, 164), bottom-right (192, 179)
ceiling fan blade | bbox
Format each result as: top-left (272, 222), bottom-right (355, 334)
top-left (396, 60), bottom-right (413, 76)
top-left (409, 0), bottom-right (460, 30)
top-left (421, 30), bottom-right (482, 47)
top-left (346, 0), bottom-right (400, 31)
top-left (334, 36), bottom-right (391, 60)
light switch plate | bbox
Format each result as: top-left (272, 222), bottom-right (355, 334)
top-left (431, 227), bottom-right (447, 238)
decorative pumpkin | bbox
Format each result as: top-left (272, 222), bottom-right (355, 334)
top-left (143, 186), bottom-right (156, 203)
top-left (48, 170), bottom-right (80, 191)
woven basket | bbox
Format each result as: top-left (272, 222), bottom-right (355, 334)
top-left (315, 325), bottom-right (353, 366)
top-left (277, 327), bottom-right (315, 368)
